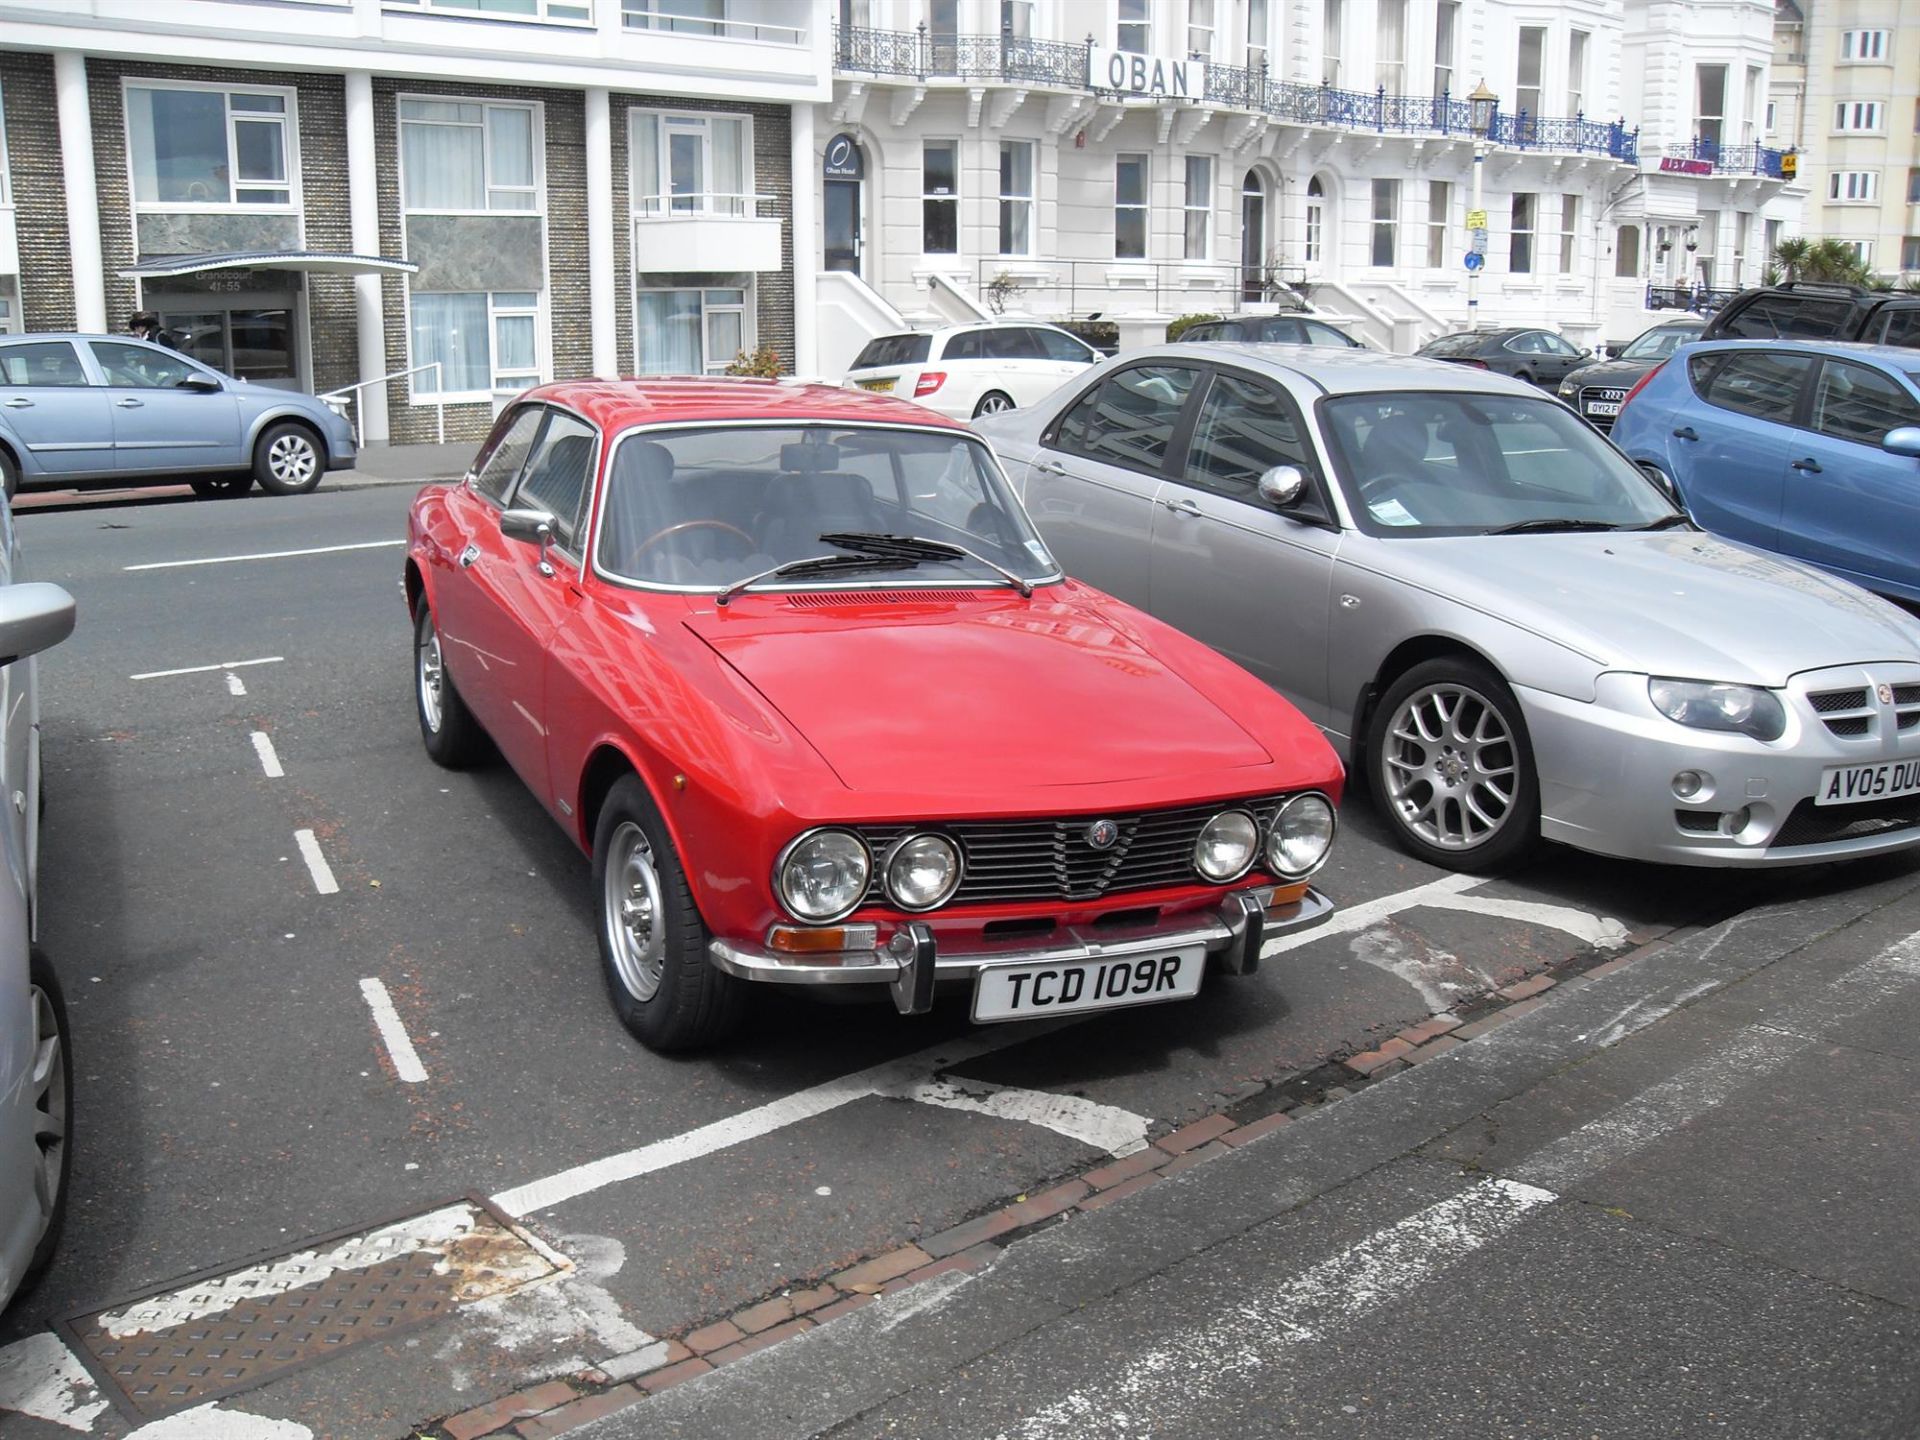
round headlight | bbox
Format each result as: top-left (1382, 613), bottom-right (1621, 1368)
top-left (1268, 793), bottom-right (1336, 878)
top-left (776, 829), bottom-right (871, 922)
top-left (883, 833), bottom-right (963, 911)
top-left (1194, 809), bottom-right (1260, 883)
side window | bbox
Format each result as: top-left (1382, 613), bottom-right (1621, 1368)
top-left (942, 331), bottom-right (985, 362)
top-left (1505, 332), bottom-right (1546, 355)
top-left (1181, 372), bottom-right (1317, 502)
top-left (474, 405), bottom-right (545, 503)
top-left (1061, 365), bottom-right (1199, 474)
top-left (1303, 321), bottom-right (1356, 348)
top-left (1255, 319), bottom-right (1304, 343)
top-left (90, 341), bottom-right (198, 389)
top-left (1691, 352), bottom-right (1814, 421)
top-left (1810, 361), bottom-right (1920, 446)
top-left (0, 342), bottom-right (89, 387)
top-left (1035, 328), bottom-right (1094, 363)
top-left (1876, 309), bottom-right (1920, 349)
top-left (1180, 324), bottom-right (1220, 343)
top-left (1719, 295), bottom-right (1852, 340)
top-left (985, 327), bottom-right (1045, 360)
top-left (510, 410), bottom-right (598, 547)
top-left (1542, 333), bottom-right (1580, 356)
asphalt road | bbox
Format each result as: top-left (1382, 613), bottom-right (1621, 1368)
top-left (1, 481), bottom-right (1912, 1436)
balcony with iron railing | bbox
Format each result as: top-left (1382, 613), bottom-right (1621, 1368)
top-left (1660, 137), bottom-right (1792, 179)
top-left (833, 25), bottom-right (1638, 162)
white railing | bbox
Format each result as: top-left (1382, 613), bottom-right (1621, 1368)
top-left (620, 7), bottom-right (804, 43)
top-left (632, 191), bottom-right (775, 219)
top-left (320, 363), bottom-right (444, 447)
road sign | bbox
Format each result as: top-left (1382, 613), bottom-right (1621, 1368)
top-left (1470, 227), bottom-right (1488, 256)
top-left (1465, 208), bottom-right (1488, 231)
top-left (1464, 252), bottom-right (1485, 272)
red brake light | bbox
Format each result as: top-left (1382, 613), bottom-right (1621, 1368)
top-left (1618, 362), bottom-right (1665, 414)
top-left (914, 371), bottom-right (947, 397)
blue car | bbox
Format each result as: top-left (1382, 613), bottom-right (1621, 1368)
top-left (1612, 339), bottom-right (1920, 605)
top-left (0, 334), bottom-right (356, 500)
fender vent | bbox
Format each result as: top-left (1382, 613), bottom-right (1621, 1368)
top-left (786, 590), bottom-right (987, 608)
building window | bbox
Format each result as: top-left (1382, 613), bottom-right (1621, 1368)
top-left (636, 280), bottom-right (750, 374)
top-left (1909, 169), bottom-right (1920, 203)
top-left (1184, 155), bottom-right (1212, 259)
top-left (411, 291), bottom-right (542, 398)
top-left (1733, 212), bottom-right (1750, 282)
top-left (1765, 100), bottom-right (1777, 134)
top-left (1426, 180), bottom-right (1449, 268)
top-left (1847, 240), bottom-right (1873, 267)
top-left (1835, 101), bottom-right (1884, 131)
top-left (126, 83), bottom-right (293, 207)
top-left (1903, 237), bottom-right (1920, 271)
top-left (1001, 1), bottom-right (1033, 38)
top-left (1764, 218), bottom-right (1782, 265)
top-left (1370, 178), bottom-right (1398, 267)
top-left (1558, 195), bottom-right (1578, 273)
top-left (1118, 0), bottom-right (1148, 53)
top-left (1615, 223), bottom-right (1640, 278)
top-left (1304, 176), bottom-right (1324, 265)
top-left (1187, 0), bottom-right (1214, 59)
top-left (1510, 192), bottom-right (1535, 274)
top-left (922, 141), bottom-right (958, 254)
top-left (1829, 171), bottom-right (1881, 201)
top-left (1569, 30), bottom-right (1588, 117)
top-left (1744, 65), bottom-right (1763, 143)
top-left (999, 140), bottom-right (1033, 256)
top-left (1322, 0), bottom-right (1342, 86)
top-left (1433, 1), bottom-right (1457, 96)
top-left (1696, 65), bottom-right (1726, 149)
top-left (1116, 154), bottom-right (1148, 260)
top-left (1516, 26), bottom-right (1544, 119)
top-left (1246, 0), bottom-right (1269, 69)
top-left (1841, 29), bottom-right (1889, 60)
top-left (400, 98), bottom-right (538, 211)
top-left (631, 110), bottom-right (752, 216)
top-left (622, 0), bottom-right (730, 34)
top-left (1375, 0), bottom-right (1406, 91)
top-left (393, 0), bottom-right (592, 21)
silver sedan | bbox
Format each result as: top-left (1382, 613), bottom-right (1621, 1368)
top-left (975, 345), bottom-right (1920, 871)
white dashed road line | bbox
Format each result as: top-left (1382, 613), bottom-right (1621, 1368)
top-left (130, 656), bottom-right (284, 682)
top-left (358, 978), bottom-right (429, 1084)
top-left (250, 731), bottom-right (283, 779)
top-left (293, 828), bottom-right (339, 895)
top-left (123, 538), bottom-right (406, 572)
top-left (227, 672), bottom-right (248, 696)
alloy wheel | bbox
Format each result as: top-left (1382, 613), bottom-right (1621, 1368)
top-left (417, 617), bottom-right (445, 734)
top-left (1380, 682), bottom-right (1519, 851)
top-left (268, 433), bottom-right (318, 488)
top-left (603, 821), bottom-right (666, 1002)
top-left (977, 393), bottom-right (1014, 414)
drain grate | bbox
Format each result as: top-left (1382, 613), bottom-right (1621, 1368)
top-left (58, 1196), bottom-right (564, 1423)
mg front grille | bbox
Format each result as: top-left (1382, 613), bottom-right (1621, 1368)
top-left (1809, 687), bottom-right (1868, 714)
top-left (1773, 795), bottom-right (1920, 848)
top-left (856, 796), bottom-right (1294, 907)
top-left (1806, 679), bottom-right (1920, 738)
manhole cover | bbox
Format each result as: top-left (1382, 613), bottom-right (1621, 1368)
top-left (59, 1196), bottom-right (564, 1423)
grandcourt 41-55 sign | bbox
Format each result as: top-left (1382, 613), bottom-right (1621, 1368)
top-left (1091, 46), bottom-right (1206, 99)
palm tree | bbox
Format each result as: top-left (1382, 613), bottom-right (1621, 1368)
top-left (1772, 236), bottom-right (1810, 282)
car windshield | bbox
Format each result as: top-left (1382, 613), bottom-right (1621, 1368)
top-left (1418, 332), bottom-right (1490, 357)
top-left (1320, 393), bottom-right (1679, 537)
top-left (595, 424), bottom-right (1060, 590)
top-left (1620, 326), bottom-right (1701, 361)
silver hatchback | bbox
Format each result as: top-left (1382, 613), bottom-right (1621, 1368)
top-left (976, 344), bottom-right (1920, 872)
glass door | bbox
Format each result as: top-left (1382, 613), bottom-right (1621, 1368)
top-left (826, 179), bottom-right (861, 273)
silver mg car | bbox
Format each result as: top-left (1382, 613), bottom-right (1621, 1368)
top-left (976, 346), bottom-right (1920, 872)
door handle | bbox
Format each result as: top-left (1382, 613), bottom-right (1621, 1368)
top-left (1159, 496), bottom-right (1203, 517)
top-left (1671, 426), bottom-right (1698, 441)
top-left (2, 398), bottom-right (31, 409)
top-left (1791, 456), bottom-right (1823, 473)
top-left (458, 542), bottom-right (480, 569)
top-left (116, 397), bottom-right (145, 409)
top-left (1033, 459), bottom-right (1064, 475)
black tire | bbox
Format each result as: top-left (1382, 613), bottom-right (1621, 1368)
top-left (20, 947), bottom-right (73, 1291)
top-left (413, 596), bottom-right (488, 768)
top-left (0, 449), bottom-right (17, 503)
top-left (592, 774), bottom-right (743, 1052)
top-left (972, 390), bottom-right (1016, 418)
top-left (253, 421), bottom-right (325, 496)
top-left (190, 475), bottom-right (254, 499)
top-left (1514, 371), bottom-right (1534, 386)
top-left (1365, 655), bottom-right (1540, 874)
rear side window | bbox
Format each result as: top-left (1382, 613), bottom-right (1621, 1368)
top-left (1689, 352), bottom-right (1813, 421)
top-left (1715, 295), bottom-right (1854, 341)
top-left (474, 405), bottom-right (545, 502)
top-left (940, 331), bottom-right (985, 362)
top-left (851, 333), bottom-right (931, 369)
top-left (1420, 332), bottom-right (1487, 357)
top-left (1054, 365), bottom-right (1199, 474)
top-left (985, 328), bottom-right (1045, 360)
top-left (0, 341), bottom-right (88, 386)
top-left (1303, 321), bottom-right (1358, 347)
top-left (1810, 361), bottom-right (1920, 446)
top-left (1254, 319), bottom-right (1305, 343)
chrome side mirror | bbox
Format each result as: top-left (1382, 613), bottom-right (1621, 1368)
top-left (499, 507), bottom-right (558, 576)
top-left (1257, 464), bottom-right (1308, 508)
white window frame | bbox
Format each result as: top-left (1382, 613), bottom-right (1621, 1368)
top-left (1116, 153), bottom-right (1149, 260)
top-left (1829, 170), bottom-right (1881, 202)
top-left (628, 108), bottom-right (756, 217)
top-left (1376, 0), bottom-right (1406, 93)
top-left (633, 280), bottom-right (755, 375)
top-left (1433, 1), bottom-right (1457, 97)
top-left (1246, 0), bottom-right (1269, 70)
top-left (1765, 100), bottom-right (1777, 135)
top-left (1568, 30), bottom-right (1588, 118)
top-left (1902, 237), bottom-right (1920, 272)
top-left (407, 288), bottom-right (552, 403)
top-left (489, 292), bottom-right (543, 390)
top-left (1118, 0), bottom-right (1149, 54)
top-left (1835, 100), bottom-right (1885, 132)
top-left (398, 94), bottom-right (544, 216)
top-left (0, 76), bottom-right (10, 208)
top-left (1426, 179), bottom-right (1449, 269)
top-left (122, 78), bottom-right (300, 213)
top-left (1695, 63), bottom-right (1726, 148)
top-left (1370, 178), bottom-right (1398, 268)
top-left (1516, 26), bottom-right (1545, 120)
top-left (387, 0), bottom-right (593, 25)
top-left (1557, 194), bottom-right (1578, 274)
top-left (1744, 65), bottom-right (1763, 144)
top-left (998, 140), bottom-right (1035, 256)
top-left (922, 139), bottom-right (959, 256)
top-left (1304, 178), bottom-right (1324, 266)
top-left (1510, 191), bottom-right (1536, 274)
top-left (1841, 29), bottom-right (1889, 61)
top-left (1184, 155), bottom-right (1212, 259)
top-left (1322, 0), bottom-right (1342, 86)
top-left (1847, 239), bottom-right (1874, 267)
top-left (1187, 0), bottom-right (1215, 60)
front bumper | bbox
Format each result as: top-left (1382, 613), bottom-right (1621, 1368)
top-left (707, 884), bottom-right (1335, 1015)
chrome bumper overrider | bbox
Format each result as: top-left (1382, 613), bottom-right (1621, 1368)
top-left (707, 886), bottom-right (1335, 1015)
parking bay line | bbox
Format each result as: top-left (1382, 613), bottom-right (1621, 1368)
top-left (250, 731), bottom-right (284, 779)
top-left (359, 978), bottom-right (429, 1084)
top-left (294, 828), bottom-right (339, 895)
top-left (123, 538), bottom-right (406, 572)
top-left (130, 656), bottom-right (284, 682)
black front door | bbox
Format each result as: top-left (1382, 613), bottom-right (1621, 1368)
top-left (825, 179), bottom-right (862, 274)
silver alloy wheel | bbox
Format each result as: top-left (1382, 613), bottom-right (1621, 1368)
top-left (976, 392), bottom-right (1014, 414)
top-left (267, 432), bottom-right (318, 488)
top-left (417, 616), bottom-right (445, 734)
top-left (1380, 682), bottom-right (1519, 851)
top-left (603, 820), bottom-right (666, 1002)
top-left (30, 983), bottom-right (66, 1221)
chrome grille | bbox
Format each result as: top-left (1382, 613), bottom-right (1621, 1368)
top-left (856, 796), bottom-right (1293, 906)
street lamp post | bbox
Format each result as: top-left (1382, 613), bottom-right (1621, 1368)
top-left (1467, 80), bottom-right (1498, 327)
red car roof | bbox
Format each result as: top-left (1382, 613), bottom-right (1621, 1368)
top-left (516, 378), bottom-right (970, 434)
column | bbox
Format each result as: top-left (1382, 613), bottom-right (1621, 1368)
top-left (585, 87), bottom-right (618, 380)
top-left (345, 71), bottom-right (389, 443)
top-left (789, 101), bottom-right (818, 377)
top-left (53, 52), bottom-right (105, 333)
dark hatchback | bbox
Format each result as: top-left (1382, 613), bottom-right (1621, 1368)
top-left (1555, 319), bottom-right (1706, 433)
top-left (1701, 281), bottom-right (1920, 348)
top-left (1414, 328), bottom-right (1589, 388)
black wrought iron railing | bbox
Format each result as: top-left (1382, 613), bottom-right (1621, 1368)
top-left (833, 25), bottom-right (1641, 162)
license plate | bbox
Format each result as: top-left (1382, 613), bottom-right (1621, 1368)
top-left (1816, 760), bottom-right (1920, 806)
top-left (1583, 400), bottom-right (1621, 418)
top-left (854, 377), bottom-right (895, 392)
top-left (971, 945), bottom-right (1205, 1022)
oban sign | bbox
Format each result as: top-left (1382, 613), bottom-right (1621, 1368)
top-left (1092, 47), bottom-right (1206, 100)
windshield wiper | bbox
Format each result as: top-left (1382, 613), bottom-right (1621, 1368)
top-left (1631, 513), bottom-right (1694, 531)
top-left (715, 553), bottom-right (918, 606)
top-left (817, 532), bottom-right (1035, 597)
top-left (1485, 517), bottom-right (1625, 536)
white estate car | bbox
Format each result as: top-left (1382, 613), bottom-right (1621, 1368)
top-left (843, 322), bottom-right (1100, 420)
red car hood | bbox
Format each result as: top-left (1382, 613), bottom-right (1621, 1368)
top-left (682, 593), bottom-right (1274, 795)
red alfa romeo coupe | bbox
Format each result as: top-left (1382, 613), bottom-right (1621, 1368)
top-left (404, 380), bottom-right (1341, 1051)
